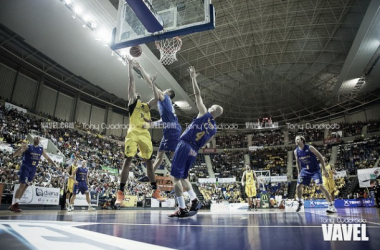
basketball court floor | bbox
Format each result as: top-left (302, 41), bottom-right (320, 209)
top-left (0, 208), bottom-right (379, 250)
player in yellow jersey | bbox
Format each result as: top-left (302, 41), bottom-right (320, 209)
top-left (242, 164), bottom-right (259, 211)
top-left (66, 158), bottom-right (78, 211)
top-left (322, 158), bottom-right (337, 201)
top-left (116, 57), bottom-right (165, 207)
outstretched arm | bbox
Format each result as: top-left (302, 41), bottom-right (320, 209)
top-left (134, 62), bottom-right (164, 101)
top-left (188, 66), bottom-right (207, 117)
top-left (13, 144), bottom-right (28, 157)
top-left (127, 57), bottom-right (137, 104)
top-left (146, 73), bottom-right (159, 108)
top-left (42, 149), bottom-right (59, 168)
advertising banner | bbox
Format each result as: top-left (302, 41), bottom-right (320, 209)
top-left (121, 195), bottom-right (137, 207)
top-left (13, 184), bottom-right (60, 205)
top-left (260, 192), bottom-right (270, 208)
top-left (357, 168), bottom-right (380, 187)
top-left (270, 176), bottom-right (287, 182)
top-left (203, 148), bottom-right (217, 153)
top-left (74, 191), bottom-right (98, 206)
top-left (155, 176), bottom-right (173, 191)
top-left (304, 198), bottom-right (375, 208)
top-left (323, 138), bottom-right (340, 145)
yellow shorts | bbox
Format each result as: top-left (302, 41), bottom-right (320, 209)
top-left (323, 177), bottom-right (335, 193)
top-left (245, 185), bottom-right (257, 198)
top-left (125, 129), bottom-right (153, 159)
top-left (67, 178), bottom-right (74, 193)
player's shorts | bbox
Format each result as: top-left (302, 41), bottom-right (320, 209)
top-left (245, 185), bottom-right (257, 198)
top-left (297, 169), bottom-right (323, 186)
top-left (323, 177), bottom-right (335, 193)
top-left (159, 129), bottom-right (181, 152)
top-left (67, 178), bottom-right (75, 193)
top-left (74, 181), bottom-right (89, 195)
top-left (19, 164), bottom-right (37, 184)
top-left (125, 129), bottom-right (153, 159)
top-left (171, 140), bottom-right (198, 179)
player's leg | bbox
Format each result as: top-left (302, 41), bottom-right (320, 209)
top-left (168, 177), bottom-right (189, 217)
top-left (181, 178), bottom-right (201, 212)
top-left (85, 190), bottom-right (95, 211)
top-left (153, 150), bottom-right (166, 172)
top-left (314, 172), bottom-right (336, 213)
top-left (296, 170), bottom-right (310, 212)
top-left (69, 193), bottom-right (76, 212)
top-left (116, 157), bottom-right (132, 206)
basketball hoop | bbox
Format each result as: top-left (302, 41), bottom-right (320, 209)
top-left (155, 36), bottom-right (182, 65)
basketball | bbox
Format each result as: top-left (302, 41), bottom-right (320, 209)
top-left (130, 45), bottom-right (142, 58)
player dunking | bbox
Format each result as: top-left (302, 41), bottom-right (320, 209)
top-left (294, 135), bottom-right (336, 213)
top-left (242, 164), bottom-right (259, 211)
top-left (134, 62), bottom-right (181, 182)
top-left (322, 157), bottom-right (337, 201)
top-left (68, 160), bottom-right (95, 211)
top-left (9, 137), bottom-right (58, 212)
top-left (169, 66), bottom-right (223, 217)
top-left (116, 57), bottom-right (165, 207)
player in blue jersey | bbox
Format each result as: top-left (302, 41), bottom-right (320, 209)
top-left (9, 136), bottom-right (58, 212)
top-left (294, 135), bottom-right (336, 213)
top-left (68, 160), bottom-right (95, 211)
top-left (169, 66), bottom-right (223, 218)
top-left (134, 62), bottom-right (182, 183)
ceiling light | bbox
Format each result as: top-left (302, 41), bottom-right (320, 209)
top-left (74, 6), bottom-right (83, 15)
top-left (175, 101), bottom-right (192, 110)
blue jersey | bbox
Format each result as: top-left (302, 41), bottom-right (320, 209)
top-left (180, 112), bottom-right (216, 149)
top-left (22, 145), bottom-right (43, 167)
top-left (296, 144), bottom-right (320, 171)
top-left (158, 95), bottom-right (181, 134)
top-left (76, 167), bottom-right (88, 182)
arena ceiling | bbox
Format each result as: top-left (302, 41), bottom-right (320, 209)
top-left (111, 0), bottom-right (380, 124)
top-left (1, 0), bottom-right (380, 126)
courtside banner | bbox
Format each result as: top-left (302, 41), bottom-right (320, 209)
top-left (335, 171), bottom-right (347, 179)
top-left (121, 195), bottom-right (137, 207)
top-left (270, 176), bottom-right (287, 182)
top-left (198, 178), bottom-right (236, 183)
top-left (357, 168), bottom-right (380, 188)
top-left (13, 184), bottom-right (59, 205)
top-left (203, 148), bottom-right (217, 153)
top-left (155, 176), bottom-right (173, 191)
top-left (74, 192), bottom-right (98, 206)
top-left (304, 198), bottom-right (375, 208)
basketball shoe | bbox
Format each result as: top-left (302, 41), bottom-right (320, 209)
top-left (9, 203), bottom-right (22, 213)
top-left (296, 201), bottom-right (303, 212)
top-left (152, 189), bottom-right (166, 201)
top-left (115, 190), bottom-right (125, 207)
top-left (188, 198), bottom-right (201, 212)
top-left (168, 207), bottom-right (189, 218)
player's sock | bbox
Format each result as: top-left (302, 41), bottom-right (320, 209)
top-left (187, 189), bottom-right (197, 200)
top-left (177, 196), bottom-right (186, 209)
top-left (14, 198), bottom-right (20, 204)
top-left (119, 183), bottom-right (126, 192)
top-left (151, 182), bottom-right (157, 190)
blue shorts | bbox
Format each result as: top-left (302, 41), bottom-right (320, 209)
top-left (171, 140), bottom-right (198, 179)
top-left (297, 169), bottom-right (323, 186)
top-left (159, 129), bottom-right (181, 152)
top-left (19, 164), bottom-right (37, 184)
top-left (74, 181), bottom-right (89, 195)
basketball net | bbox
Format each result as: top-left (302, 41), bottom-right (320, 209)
top-left (155, 37), bottom-right (182, 65)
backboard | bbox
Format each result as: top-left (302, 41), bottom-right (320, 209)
top-left (110, 0), bottom-right (215, 50)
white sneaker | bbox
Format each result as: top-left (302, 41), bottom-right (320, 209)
top-left (70, 205), bottom-right (74, 212)
top-left (88, 206), bottom-right (95, 211)
top-left (326, 206), bottom-right (337, 213)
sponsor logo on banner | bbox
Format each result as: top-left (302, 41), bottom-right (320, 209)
top-left (155, 176), bottom-right (173, 191)
top-left (13, 184), bottom-right (59, 205)
top-left (270, 176), bottom-right (287, 182)
top-left (203, 148), bottom-right (217, 153)
top-left (73, 192), bottom-right (98, 206)
top-left (121, 195), bottom-right (137, 207)
top-left (198, 178), bottom-right (236, 183)
top-left (249, 146), bottom-right (264, 151)
top-left (260, 192), bottom-right (270, 208)
top-left (323, 137), bottom-right (340, 145)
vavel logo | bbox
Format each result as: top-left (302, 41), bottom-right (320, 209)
top-left (322, 224), bottom-right (369, 241)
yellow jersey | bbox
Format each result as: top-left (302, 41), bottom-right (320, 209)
top-left (246, 171), bottom-right (255, 186)
top-left (322, 164), bottom-right (334, 179)
top-left (128, 99), bottom-right (151, 132)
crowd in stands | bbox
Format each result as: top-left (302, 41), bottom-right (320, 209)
top-left (251, 130), bottom-right (284, 146)
top-left (288, 128), bottom-right (324, 143)
top-left (215, 134), bottom-right (247, 148)
top-left (338, 121), bottom-right (364, 137)
top-left (211, 150), bottom-right (246, 180)
top-left (335, 136), bottom-right (380, 174)
top-left (249, 147), bottom-right (290, 175)
top-left (198, 182), bottom-right (244, 204)
top-left (367, 119), bottom-right (380, 134)
top-left (302, 178), bottom-right (346, 200)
